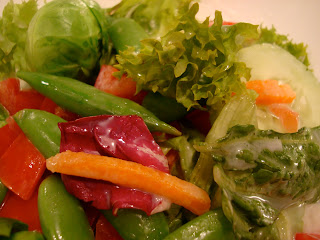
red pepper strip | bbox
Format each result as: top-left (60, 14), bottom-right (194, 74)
top-left (0, 189), bottom-right (41, 232)
top-left (295, 233), bottom-right (320, 240)
top-left (95, 214), bottom-right (123, 240)
top-left (0, 78), bottom-right (44, 115)
top-left (0, 133), bottom-right (46, 200)
top-left (0, 117), bottom-right (22, 157)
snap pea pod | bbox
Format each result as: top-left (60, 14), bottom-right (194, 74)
top-left (10, 231), bottom-right (45, 240)
top-left (0, 180), bottom-right (8, 204)
top-left (163, 209), bottom-right (235, 240)
top-left (108, 17), bottom-right (148, 52)
top-left (38, 174), bottom-right (94, 240)
top-left (13, 109), bottom-right (66, 159)
top-left (0, 218), bottom-right (28, 237)
top-left (16, 71), bottom-right (180, 136)
top-left (102, 209), bottom-right (169, 240)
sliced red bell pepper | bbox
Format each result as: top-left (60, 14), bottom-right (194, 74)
top-left (95, 214), bottom-right (123, 240)
top-left (0, 189), bottom-right (41, 232)
top-left (0, 133), bottom-right (46, 200)
top-left (295, 233), bottom-right (320, 240)
top-left (0, 78), bottom-right (45, 115)
top-left (94, 65), bottom-right (137, 100)
top-left (0, 116), bottom-right (22, 157)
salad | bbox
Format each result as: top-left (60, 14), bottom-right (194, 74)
top-left (0, 0), bottom-right (320, 239)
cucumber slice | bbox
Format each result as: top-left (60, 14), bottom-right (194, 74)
top-left (237, 43), bottom-right (320, 129)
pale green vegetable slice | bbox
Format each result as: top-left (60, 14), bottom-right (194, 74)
top-left (237, 43), bottom-right (320, 130)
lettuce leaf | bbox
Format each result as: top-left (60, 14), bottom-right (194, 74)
top-left (115, 3), bottom-right (259, 111)
top-left (197, 125), bottom-right (320, 239)
top-left (0, 0), bottom-right (38, 80)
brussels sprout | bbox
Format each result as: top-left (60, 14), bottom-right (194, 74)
top-left (25, 0), bottom-right (109, 81)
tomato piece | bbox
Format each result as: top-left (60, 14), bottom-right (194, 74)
top-left (185, 109), bottom-right (211, 135)
top-left (40, 97), bottom-right (58, 114)
top-left (0, 117), bottom-right (22, 157)
top-left (0, 78), bottom-right (45, 115)
top-left (95, 214), bottom-right (123, 240)
top-left (295, 233), bottom-right (320, 240)
top-left (94, 65), bottom-right (137, 99)
top-left (0, 133), bottom-right (46, 200)
top-left (0, 189), bottom-right (41, 232)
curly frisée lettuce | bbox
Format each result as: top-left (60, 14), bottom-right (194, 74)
top-left (115, 3), bottom-right (260, 111)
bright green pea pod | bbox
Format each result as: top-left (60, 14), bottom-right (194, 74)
top-left (10, 231), bottom-right (45, 240)
top-left (0, 180), bottom-right (8, 204)
top-left (14, 109), bottom-right (66, 159)
top-left (142, 92), bottom-right (188, 123)
top-left (163, 209), bottom-right (235, 240)
top-left (38, 175), bottom-right (94, 240)
top-left (108, 17), bottom-right (148, 53)
top-left (102, 209), bottom-right (169, 240)
top-left (0, 218), bottom-right (28, 237)
top-left (17, 71), bottom-right (181, 136)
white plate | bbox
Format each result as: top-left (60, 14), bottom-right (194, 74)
top-left (1, 0), bottom-right (320, 80)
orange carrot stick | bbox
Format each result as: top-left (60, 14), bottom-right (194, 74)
top-left (47, 151), bottom-right (211, 216)
top-left (268, 103), bottom-right (299, 133)
top-left (246, 79), bottom-right (296, 105)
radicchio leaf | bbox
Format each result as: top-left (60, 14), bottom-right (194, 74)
top-left (58, 115), bottom-right (171, 215)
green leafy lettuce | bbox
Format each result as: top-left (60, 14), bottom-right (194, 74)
top-left (115, 3), bottom-right (259, 111)
top-left (197, 125), bottom-right (320, 239)
top-left (0, 0), bottom-right (38, 80)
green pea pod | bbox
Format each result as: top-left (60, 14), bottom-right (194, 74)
top-left (16, 71), bottom-right (180, 136)
top-left (13, 109), bottom-right (66, 159)
top-left (108, 17), bottom-right (148, 53)
top-left (163, 209), bottom-right (235, 240)
top-left (10, 231), bottom-right (45, 240)
top-left (0, 180), bottom-right (8, 204)
top-left (142, 92), bottom-right (188, 123)
top-left (102, 209), bottom-right (169, 240)
top-left (38, 175), bottom-right (94, 240)
top-left (0, 218), bottom-right (28, 237)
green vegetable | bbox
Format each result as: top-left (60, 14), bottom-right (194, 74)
top-left (190, 92), bottom-right (257, 192)
top-left (0, 218), bottom-right (28, 238)
top-left (38, 174), bottom-right (94, 240)
top-left (197, 124), bottom-right (320, 239)
top-left (0, 180), bottom-right (8, 204)
top-left (25, 0), bottom-right (109, 81)
top-left (142, 92), bottom-right (188, 123)
top-left (10, 231), bottom-right (45, 240)
top-left (108, 0), bottom-right (190, 38)
top-left (16, 71), bottom-right (181, 136)
top-left (102, 209), bottom-right (169, 240)
top-left (0, 0), bottom-right (38, 79)
top-left (237, 43), bottom-right (320, 130)
top-left (14, 109), bottom-right (66, 159)
top-left (108, 18), bottom-right (148, 52)
top-left (0, 103), bottom-right (9, 128)
top-left (116, 5), bottom-right (259, 111)
top-left (163, 209), bottom-right (235, 240)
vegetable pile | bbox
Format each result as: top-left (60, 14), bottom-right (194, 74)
top-left (1, 0), bottom-right (320, 239)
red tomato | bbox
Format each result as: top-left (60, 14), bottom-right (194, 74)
top-left (0, 189), bottom-right (41, 232)
top-left (295, 233), bottom-right (320, 240)
top-left (0, 117), bottom-right (22, 157)
top-left (95, 214), bottom-right (123, 240)
top-left (0, 133), bottom-right (46, 200)
top-left (94, 65), bottom-right (137, 99)
top-left (0, 78), bottom-right (44, 115)
top-left (185, 109), bottom-right (211, 135)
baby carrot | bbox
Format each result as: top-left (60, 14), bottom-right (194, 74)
top-left (47, 151), bottom-right (211, 216)
top-left (246, 79), bottom-right (296, 105)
